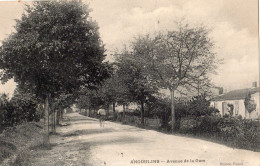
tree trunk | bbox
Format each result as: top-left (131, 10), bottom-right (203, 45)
top-left (112, 102), bottom-right (116, 113)
top-left (47, 100), bottom-right (50, 137)
top-left (170, 89), bottom-right (176, 132)
top-left (88, 105), bottom-right (91, 117)
top-left (106, 104), bottom-right (109, 118)
top-left (56, 109), bottom-right (60, 125)
top-left (123, 104), bottom-right (126, 122)
top-left (163, 108), bottom-right (167, 128)
top-left (51, 110), bottom-right (54, 133)
top-left (112, 102), bottom-right (116, 120)
top-left (140, 100), bottom-right (145, 126)
top-left (43, 104), bottom-right (46, 129)
top-left (43, 97), bottom-right (50, 145)
top-left (60, 109), bottom-right (64, 122)
top-left (53, 110), bottom-right (56, 133)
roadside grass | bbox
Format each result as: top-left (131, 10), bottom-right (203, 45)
top-left (0, 140), bottom-right (17, 163)
top-left (11, 149), bottom-right (31, 166)
top-left (173, 132), bottom-right (251, 151)
top-left (10, 138), bottom-right (59, 166)
top-left (30, 143), bottom-right (58, 151)
top-left (0, 121), bottom-right (44, 165)
top-left (11, 143), bottom-right (56, 166)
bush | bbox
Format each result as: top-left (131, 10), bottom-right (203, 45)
top-left (65, 108), bottom-right (73, 113)
top-left (188, 94), bottom-right (220, 117)
top-left (195, 116), bottom-right (223, 133)
top-left (230, 119), bottom-right (260, 150)
top-left (179, 115), bottom-right (260, 151)
top-left (125, 109), bottom-right (140, 117)
top-left (0, 93), bottom-right (40, 130)
top-left (147, 94), bottom-right (220, 130)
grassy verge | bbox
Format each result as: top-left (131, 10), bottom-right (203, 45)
top-left (0, 120), bottom-right (44, 165)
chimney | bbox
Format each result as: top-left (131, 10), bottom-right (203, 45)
top-left (218, 87), bottom-right (223, 95)
top-left (252, 82), bottom-right (257, 88)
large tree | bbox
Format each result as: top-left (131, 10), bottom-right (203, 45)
top-left (115, 49), bottom-right (159, 125)
top-left (133, 24), bottom-right (218, 131)
top-left (95, 67), bottom-right (119, 116)
top-left (0, 0), bottom-right (109, 143)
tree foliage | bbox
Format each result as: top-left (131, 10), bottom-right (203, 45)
top-left (115, 49), bottom-right (159, 124)
top-left (0, 0), bottom-right (110, 100)
top-left (189, 94), bottom-right (218, 117)
top-left (128, 23), bottom-right (218, 130)
top-left (0, 0), bottom-right (110, 144)
top-left (244, 94), bottom-right (256, 114)
top-left (0, 89), bottom-right (40, 129)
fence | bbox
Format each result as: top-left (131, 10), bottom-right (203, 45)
top-left (123, 115), bottom-right (161, 129)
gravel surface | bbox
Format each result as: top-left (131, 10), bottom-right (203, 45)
top-left (24, 112), bottom-right (260, 166)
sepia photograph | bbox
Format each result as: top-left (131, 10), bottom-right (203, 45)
top-left (0, 0), bottom-right (259, 165)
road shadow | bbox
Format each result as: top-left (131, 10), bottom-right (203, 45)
top-left (64, 117), bottom-right (98, 122)
top-left (119, 127), bottom-right (144, 132)
top-left (62, 128), bottom-right (116, 137)
top-left (70, 121), bottom-right (98, 125)
top-left (78, 136), bottom-right (144, 150)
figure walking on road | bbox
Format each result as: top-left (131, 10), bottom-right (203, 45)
top-left (97, 109), bottom-right (105, 128)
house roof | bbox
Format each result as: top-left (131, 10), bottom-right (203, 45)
top-left (211, 87), bottom-right (259, 101)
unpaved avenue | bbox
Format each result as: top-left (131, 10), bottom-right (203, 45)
top-left (26, 113), bottom-right (260, 166)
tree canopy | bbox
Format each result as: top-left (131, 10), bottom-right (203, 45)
top-left (0, 0), bottom-right (110, 100)
top-left (115, 48), bottom-right (159, 124)
top-left (124, 23), bottom-right (219, 130)
top-left (0, 0), bottom-right (111, 144)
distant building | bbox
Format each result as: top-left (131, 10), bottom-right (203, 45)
top-left (210, 85), bottom-right (259, 119)
top-left (71, 104), bottom-right (78, 112)
top-left (115, 102), bottom-right (139, 112)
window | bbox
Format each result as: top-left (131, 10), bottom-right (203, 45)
top-left (222, 102), bottom-right (228, 115)
top-left (214, 102), bottom-right (218, 108)
top-left (235, 101), bottom-right (239, 115)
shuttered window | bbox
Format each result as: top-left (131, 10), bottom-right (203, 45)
top-left (235, 101), bottom-right (239, 115)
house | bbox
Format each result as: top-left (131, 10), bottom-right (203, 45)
top-left (71, 104), bottom-right (78, 112)
top-left (210, 85), bottom-right (259, 119)
top-left (114, 102), bottom-right (139, 112)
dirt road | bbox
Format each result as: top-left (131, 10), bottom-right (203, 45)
top-left (26, 113), bottom-right (260, 166)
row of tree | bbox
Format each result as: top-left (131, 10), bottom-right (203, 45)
top-left (0, 0), bottom-right (218, 146)
top-left (75, 24), bottom-right (219, 131)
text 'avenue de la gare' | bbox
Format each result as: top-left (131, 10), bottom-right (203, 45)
top-left (130, 159), bottom-right (206, 164)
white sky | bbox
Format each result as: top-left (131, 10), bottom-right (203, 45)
top-left (0, 0), bottom-right (259, 96)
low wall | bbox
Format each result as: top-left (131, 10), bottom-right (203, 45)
top-left (123, 115), bottom-right (161, 129)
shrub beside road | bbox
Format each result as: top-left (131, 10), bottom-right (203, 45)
top-left (84, 111), bottom-right (260, 152)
